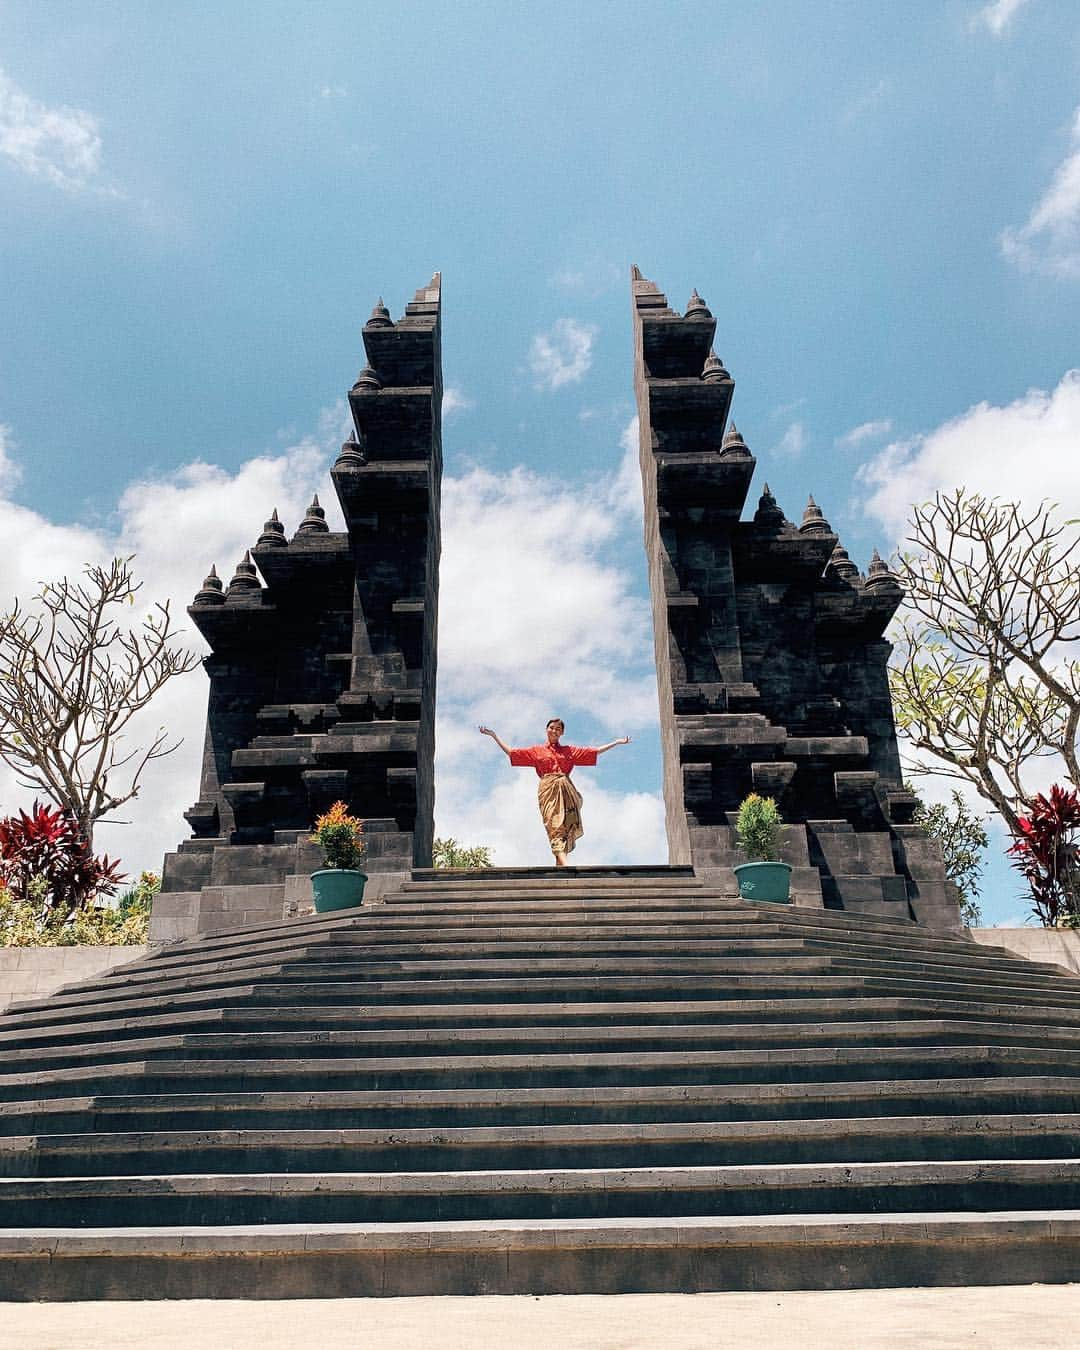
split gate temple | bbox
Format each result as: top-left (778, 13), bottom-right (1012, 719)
top-left (150, 270), bottom-right (956, 941)
top-left (9, 271), bottom-right (1079, 1301)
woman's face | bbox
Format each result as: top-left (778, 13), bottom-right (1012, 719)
top-left (546, 721), bottom-right (564, 745)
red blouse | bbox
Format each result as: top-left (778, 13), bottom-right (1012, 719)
top-left (509, 743), bottom-right (599, 777)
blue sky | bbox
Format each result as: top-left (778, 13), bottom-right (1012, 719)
top-left (1, 0), bottom-right (1078, 925)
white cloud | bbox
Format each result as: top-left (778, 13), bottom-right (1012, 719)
top-left (528, 318), bottom-right (597, 391)
top-left (0, 67), bottom-right (104, 192)
top-left (437, 462), bottom-right (655, 726)
top-left (0, 425), bottom-right (21, 494)
top-left (772, 421), bottom-right (806, 458)
top-left (605, 416), bottom-right (643, 519)
top-left (837, 418), bottom-right (892, 448)
top-left (319, 84), bottom-right (348, 100)
top-left (442, 386), bottom-right (474, 418)
top-left (550, 261), bottom-right (622, 297)
top-left (857, 369), bottom-right (1080, 542)
top-left (1001, 105), bottom-right (1080, 278)
top-left (971, 0), bottom-right (1032, 35)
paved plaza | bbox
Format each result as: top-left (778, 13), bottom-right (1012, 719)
top-left (5, 1287), bottom-right (1080, 1349)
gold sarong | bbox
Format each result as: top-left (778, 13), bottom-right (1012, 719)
top-left (537, 772), bottom-right (584, 857)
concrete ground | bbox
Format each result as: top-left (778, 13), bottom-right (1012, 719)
top-left (5, 1287), bottom-right (1080, 1349)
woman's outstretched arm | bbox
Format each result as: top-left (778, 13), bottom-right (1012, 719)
top-left (478, 725), bottom-right (513, 758)
top-left (595, 736), bottom-right (632, 755)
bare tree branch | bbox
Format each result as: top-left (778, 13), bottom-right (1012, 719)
top-left (0, 557), bottom-right (200, 846)
top-left (890, 491), bottom-right (1080, 836)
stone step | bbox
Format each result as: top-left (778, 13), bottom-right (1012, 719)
top-left (2, 1160), bottom-right (1078, 1228)
top-left (64, 932), bottom-right (1067, 1002)
top-left (3, 1047), bottom-right (1079, 1105)
top-left (5, 997), bottom-right (1078, 1058)
top-left (8, 975), bottom-right (1080, 1043)
top-left (5, 1211), bottom-right (1079, 1298)
top-left (6, 1063), bottom-right (1080, 1133)
top-left (4, 1114), bottom-right (1080, 1177)
top-left (15, 941), bottom-right (1080, 1012)
top-left (406, 866), bottom-right (700, 884)
top-left (7, 1018), bottom-right (1078, 1072)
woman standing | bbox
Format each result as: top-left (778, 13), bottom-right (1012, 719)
top-left (479, 719), bottom-right (631, 866)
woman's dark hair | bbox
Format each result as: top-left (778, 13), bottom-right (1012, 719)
top-left (546, 718), bottom-right (564, 731)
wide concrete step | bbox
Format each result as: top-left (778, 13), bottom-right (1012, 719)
top-left (5, 1114), bottom-right (1080, 1177)
top-left (8, 980), bottom-right (1080, 1049)
top-left (56, 935), bottom-right (1071, 1005)
top-left (8, 1018), bottom-right (1079, 1072)
top-left (7, 1066), bottom-right (1080, 1135)
top-left (6, 999), bottom-right (1079, 1062)
top-left (5, 1210), bottom-right (1080, 1298)
top-left (3, 1160), bottom-right (1078, 1227)
top-left (3, 1052), bottom-right (1079, 1111)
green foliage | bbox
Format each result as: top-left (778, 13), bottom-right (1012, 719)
top-left (911, 790), bottom-right (989, 927)
top-left (432, 837), bottom-right (493, 870)
top-left (1, 870), bottom-right (157, 947)
top-left (310, 802), bottom-right (366, 870)
top-left (735, 794), bottom-right (783, 863)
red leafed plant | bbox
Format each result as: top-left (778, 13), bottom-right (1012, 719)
top-left (0, 801), bottom-right (126, 922)
top-left (1007, 784), bottom-right (1080, 929)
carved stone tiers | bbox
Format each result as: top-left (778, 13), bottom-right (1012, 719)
top-left (155, 274), bottom-right (442, 940)
top-left (630, 267), bottom-right (957, 929)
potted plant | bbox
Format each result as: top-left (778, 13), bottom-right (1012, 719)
top-left (733, 793), bottom-right (792, 903)
top-left (309, 801), bottom-right (367, 912)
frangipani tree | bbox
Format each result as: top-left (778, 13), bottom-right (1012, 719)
top-left (889, 490), bottom-right (1079, 836)
top-left (0, 557), bottom-right (199, 848)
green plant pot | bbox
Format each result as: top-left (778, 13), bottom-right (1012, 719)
top-left (311, 869), bottom-right (367, 913)
top-left (733, 861), bottom-right (792, 903)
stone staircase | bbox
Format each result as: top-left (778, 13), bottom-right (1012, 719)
top-left (1, 868), bottom-right (1079, 1298)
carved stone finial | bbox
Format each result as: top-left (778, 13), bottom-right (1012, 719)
top-left (864, 547), bottom-right (900, 590)
top-left (257, 507), bottom-right (287, 549)
top-left (799, 494), bottom-right (832, 536)
top-left (297, 493), bottom-right (329, 534)
top-left (351, 365), bottom-right (382, 394)
top-left (754, 483), bottom-right (786, 528)
top-left (227, 550), bottom-right (260, 591)
top-left (719, 422), bottom-right (752, 459)
top-left (193, 563), bottom-right (225, 606)
top-left (701, 349), bottom-right (732, 384)
top-left (336, 425), bottom-right (367, 468)
top-left (685, 288), bottom-right (712, 320)
top-left (827, 542), bottom-right (861, 582)
top-left (366, 297), bottom-right (393, 328)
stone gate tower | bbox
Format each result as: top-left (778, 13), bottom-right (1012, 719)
top-left (631, 268), bottom-right (957, 929)
top-left (152, 274), bottom-right (442, 940)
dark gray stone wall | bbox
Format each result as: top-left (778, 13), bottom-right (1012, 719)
top-left (630, 267), bottom-right (958, 930)
top-left (154, 276), bottom-right (443, 940)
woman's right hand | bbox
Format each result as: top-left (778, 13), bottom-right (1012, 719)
top-left (478, 725), bottom-right (495, 738)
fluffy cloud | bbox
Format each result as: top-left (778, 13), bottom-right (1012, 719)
top-left (0, 67), bottom-right (104, 192)
top-left (836, 419), bottom-right (892, 448)
top-left (771, 421), bottom-right (806, 458)
top-left (528, 318), bottom-right (597, 391)
top-left (970, 0), bottom-right (1032, 35)
top-left (437, 460), bottom-right (657, 734)
top-left (1001, 105), bottom-right (1080, 279)
top-left (857, 369), bottom-right (1080, 543)
top-left (441, 386), bottom-right (474, 418)
top-left (0, 408), bottom-right (663, 874)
